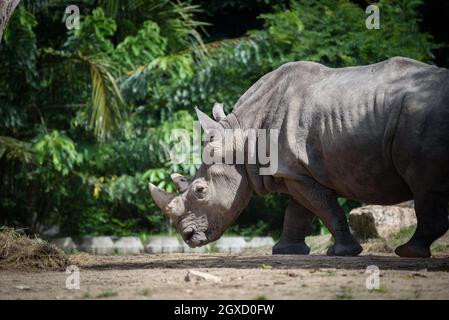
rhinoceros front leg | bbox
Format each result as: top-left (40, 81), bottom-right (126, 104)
top-left (272, 198), bottom-right (313, 255)
top-left (285, 176), bottom-right (363, 256)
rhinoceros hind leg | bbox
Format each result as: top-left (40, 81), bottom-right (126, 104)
top-left (394, 242), bottom-right (431, 258)
top-left (395, 196), bottom-right (448, 258)
top-left (272, 199), bottom-right (313, 255)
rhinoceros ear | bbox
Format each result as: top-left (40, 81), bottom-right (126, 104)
top-left (195, 107), bottom-right (223, 132)
top-left (212, 103), bottom-right (226, 122)
top-left (170, 173), bottom-right (190, 193)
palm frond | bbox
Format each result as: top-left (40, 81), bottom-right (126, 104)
top-left (41, 49), bottom-right (125, 142)
top-left (170, 0), bottom-right (209, 55)
top-left (99, 0), bottom-right (120, 17)
top-left (0, 136), bottom-right (35, 163)
top-left (85, 54), bottom-right (124, 141)
top-left (99, 0), bottom-right (208, 55)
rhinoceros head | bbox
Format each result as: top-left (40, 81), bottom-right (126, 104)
top-left (149, 104), bottom-right (253, 247)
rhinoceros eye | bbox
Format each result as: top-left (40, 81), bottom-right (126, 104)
top-left (195, 186), bottom-right (205, 193)
top-left (193, 185), bottom-right (207, 199)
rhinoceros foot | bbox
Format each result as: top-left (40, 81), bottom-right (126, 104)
top-left (326, 242), bottom-right (363, 256)
top-left (394, 241), bottom-right (431, 258)
top-left (272, 241), bottom-right (310, 255)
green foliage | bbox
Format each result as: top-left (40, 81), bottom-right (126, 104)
top-left (112, 21), bottom-right (167, 72)
top-left (0, 4), bottom-right (40, 137)
top-left (98, 0), bottom-right (207, 51)
top-left (182, 37), bottom-right (272, 111)
top-left (252, 0), bottom-right (438, 67)
top-left (2, 5), bottom-right (39, 87)
top-left (34, 130), bottom-right (82, 175)
top-left (0, 103), bottom-right (24, 133)
top-left (65, 8), bottom-right (116, 56)
top-left (75, 207), bottom-right (138, 236)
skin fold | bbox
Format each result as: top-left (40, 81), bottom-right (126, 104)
top-left (150, 56), bottom-right (449, 258)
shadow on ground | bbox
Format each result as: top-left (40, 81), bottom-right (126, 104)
top-left (82, 254), bottom-right (449, 272)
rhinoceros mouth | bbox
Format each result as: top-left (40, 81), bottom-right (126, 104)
top-left (178, 214), bottom-right (209, 247)
top-left (183, 229), bottom-right (208, 248)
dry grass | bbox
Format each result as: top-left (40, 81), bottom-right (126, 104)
top-left (0, 227), bottom-right (70, 271)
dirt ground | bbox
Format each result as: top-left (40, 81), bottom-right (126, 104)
top-left (1, 246), bottom-right (449, 300)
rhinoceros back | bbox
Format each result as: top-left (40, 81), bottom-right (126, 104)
top-left (232, 57), bottom-right (448, 204)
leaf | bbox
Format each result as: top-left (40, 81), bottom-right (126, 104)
top-left (337, 197), bottom-right (347, 207)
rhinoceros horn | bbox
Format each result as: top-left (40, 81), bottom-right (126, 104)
top-left (195, 107), bottom-right (223, 133)
top-left (148, 183), bottom-right (180, 221)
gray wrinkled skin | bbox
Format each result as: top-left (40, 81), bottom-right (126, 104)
top-left (150, 57), bottom-right (449, 257)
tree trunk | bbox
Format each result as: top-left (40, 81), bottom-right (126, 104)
top-left (0, 0), bottom-right (20, 43)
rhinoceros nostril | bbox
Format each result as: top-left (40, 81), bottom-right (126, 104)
top-left (182, 228), bottom-right (194, 242)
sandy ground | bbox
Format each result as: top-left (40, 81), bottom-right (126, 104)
top-left (1, 248), bottom-right (449, 300)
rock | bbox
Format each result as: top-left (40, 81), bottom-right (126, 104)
top-left (41, 225), bottom-right (60, 237)
top-left (214, 236), bottom-right (247, 253)
top-left (305, 234), bottom-right (333, 254)
top-left (185, 270), bottom-right (221, 283)
top-left (14, 285), bottom-right (31, 290)
top-left (79, 236), bottom-right (115, 255)
top-left (144, 236), bottom-right (183, 254)
top-left (246, 237), bottom-right (275, 248)
top-left (182, 243), bottom-right (210, 253)
top-left (396, 201), bottom-right (415, 208)
top-left (51, 237), bottom-right (77, 252)
top-left (114, 237), bottom-right (143, 255)
top-left (349, 205), bottom-right (417, 239)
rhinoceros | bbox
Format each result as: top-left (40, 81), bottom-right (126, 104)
top-left (149, 57), bottom-right (449, 257)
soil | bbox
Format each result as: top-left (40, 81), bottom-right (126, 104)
top-left (1, 247), bottom-right (449, 300)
